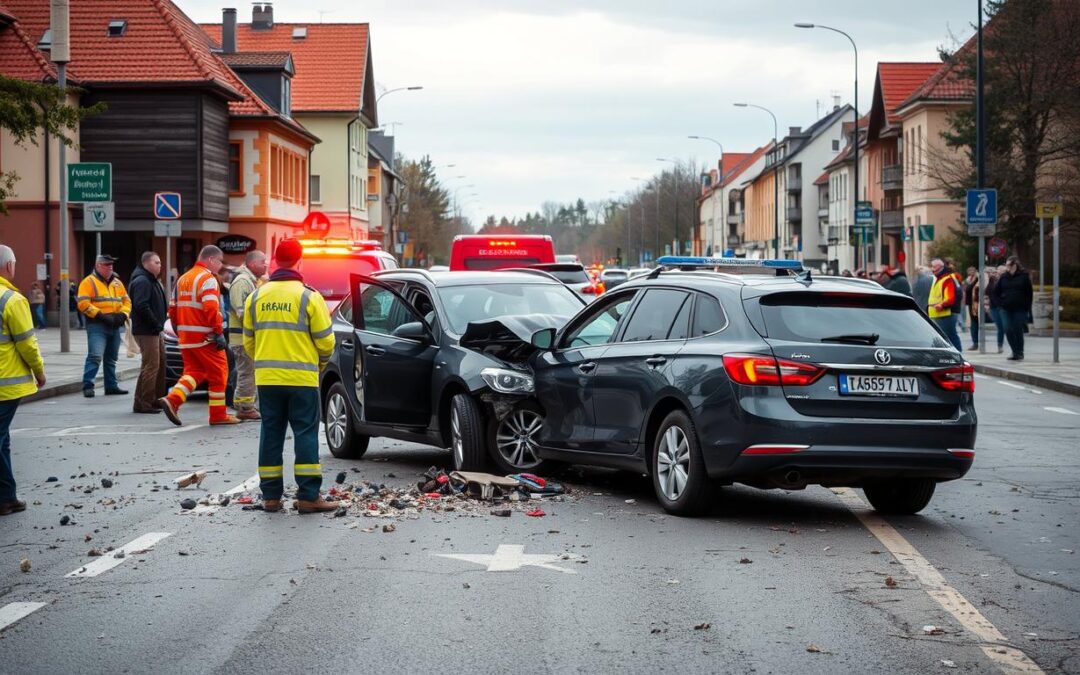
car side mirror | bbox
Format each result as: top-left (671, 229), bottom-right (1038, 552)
top-left (391, 321), bottom-right (430, 343)
top-left (531, 327), bottom-right (556, 350)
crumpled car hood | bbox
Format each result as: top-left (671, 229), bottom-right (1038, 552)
top-left (460, 314), bottom-right (568, 365)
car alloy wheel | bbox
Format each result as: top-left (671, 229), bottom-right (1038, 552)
top-left (326, 391), bottom-right (348, 450)
top-left (451, 407), bottom-right (464, 469)
top-left (656, 425), bottom-right (690, 501)
top-left (495, 408), bottom-right (543, 470)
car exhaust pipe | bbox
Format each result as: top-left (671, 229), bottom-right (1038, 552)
top-left (784, 470), bottom-right (801, 485)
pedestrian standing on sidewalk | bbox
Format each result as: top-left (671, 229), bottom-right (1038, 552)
top-left (77, 255), bottom-right (131, 398)
top-left (227, 249), bottom-right (267, 421)
top-left (0, 245), bottom-right (46, 516)
top-left (158, 246), bottom-right (239, 427)
top-left (880, 267), bottom-right (913, 297)
top-left (965, 268), bottom-right (981, 350)
top-left (986, 266), bottom-right (1006, 353)
top-left (244, 239), bottom-right (337, 514)
top-left (128, 251), bottom-right (168, 414)
top-left (913, 265), bottom-right (933, 313)
top-left (929, 258), bottom-right (963, 352)
top-left (992, 255), bottom-right (1033, 361)
top-left (28, 282), bottom-right (46, 329)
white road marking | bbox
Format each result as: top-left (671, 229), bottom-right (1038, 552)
top-left (65, 532), bottom-right (171, 578)
top-left (1044, 407), bottom-right (1078, 416)
top-left (435, 544), bottom-right (578, 574)
top-left (998, 381), bottom-right (1028, 391)
top-left (51, 424), bottom-right (207, 437)
top-left (189, 474), bottom-right (260, 514)
top-left (0, 602), bottom-right (47, 632)
top-left (834, 488), bottom-right (1043, 674)
top-left (9, 428), bottom-right (40, 436)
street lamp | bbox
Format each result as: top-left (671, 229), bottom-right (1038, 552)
top-left (689, 135), bottom-right (725, 255)
top-left (657, 158), bottom-right (681, 255)
top-left (795, 22), bottom-right (860, 268)
top-left (376, 85), bottom-right (423, 104)
top-left (734, 102), bottom-right (780, 258)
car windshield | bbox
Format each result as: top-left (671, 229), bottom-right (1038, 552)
top-left (758, 292), bottom-right (950, 348)
top-left (438, 283), bottom-right (583, 334)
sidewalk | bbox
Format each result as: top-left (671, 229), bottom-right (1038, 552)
top-left (963, 333), bottom-right (1080, 397)
top-left (24, 327), bottom-right (142, 403)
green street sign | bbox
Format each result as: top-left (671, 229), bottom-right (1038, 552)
top-left (68, 163), bottom-right (112, 202)
top-left (918, 224), bottom-right (935, 242)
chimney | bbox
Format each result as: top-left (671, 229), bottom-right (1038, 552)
top-left (252, 2), bottom-right (273, 30)
top-left (789, 126), bottom-right (802, 137)
top-left (832, 93), bottom-right (842, 111)
top-left (222, 8), bottom-right (236, 54)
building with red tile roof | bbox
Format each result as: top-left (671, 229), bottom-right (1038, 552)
top-left (696, 145), bottom-right (771, 256)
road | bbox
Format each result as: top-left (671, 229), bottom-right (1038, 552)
top-left (0, 372), bottom-right (1077, 674)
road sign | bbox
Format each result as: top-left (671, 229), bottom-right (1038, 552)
top-left (67, 163), bottom-right (112, 202)
top-left (856, 200), bottom-right (872, 209)
top-left (918, 224), bottom-right (935, 242)
top-left (397, 230), bottom-right (409, 245)
top-left (36, 264), bottom-right (47, 281)
top-left (303, 210), bottom-right (331, 236)
top-left (901, 226), bottom-right (913, 242)
top-left (154, 220), bottom-right (181, 237)
top-left (966, 188), bottom-right (997, 235)
top-left (987, 236), bottom-right (1008, 258)
top-left (1036, 202), bottom-right (1063, 219)
top-left (855, 207), bottom-right (874, 225)
top-left (154, 192), bottom-right (182, 220)
top-left (82, 202), bottom-right (114, 231)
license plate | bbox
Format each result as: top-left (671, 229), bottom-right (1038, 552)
top-left (838, 374), bottom-right (919, 398)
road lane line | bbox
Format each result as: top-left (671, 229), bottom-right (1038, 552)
top-left (1043, 407), bottom-right (1078, 416)
top-left (51, 424), bottom-right (208, 437)
top-left (190, 474), bottom-right (260, 514)
top-left (0, 602), bottom-right (47, 632)
top-left (65, 532), bottom-right (171, 578)
top-left (833, 488), bottom-right (1043, 674)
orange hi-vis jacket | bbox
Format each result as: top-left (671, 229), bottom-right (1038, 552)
top-left (169, 262), bottom-right (223, 349)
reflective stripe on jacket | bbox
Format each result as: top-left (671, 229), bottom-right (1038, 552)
top-left (0, 278), bottom-right (44, 401)
top-left (77, 273), bottom-right (131, 320)
top-left (928, 274), bottom-right (956, 319)
top-left (242, 280), bottom-right (334, 387)
top-left (227, 266), bottom-right (258, 346)
top-left (169, 262), bottom-right (223, 349)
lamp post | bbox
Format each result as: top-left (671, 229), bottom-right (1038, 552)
top-left (376, 85), bottom-right (423, 104)
top-left (689, 135), bottom-right (724, 255)
top-left (795, 22), bottom-right (860, 269)
top-left (734, 103), bottom-right (780, 258)
top-left (656, 158), bottom-right (681, 255)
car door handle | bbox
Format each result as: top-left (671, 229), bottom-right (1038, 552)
top-left (365, 345), bottom-right (386, 356)
top-left (341, 339), bottom-right (354, 351)
top-left (577, 361), bottom-right (596, 374)
top-left (645, 356), bottom-right (667, 367)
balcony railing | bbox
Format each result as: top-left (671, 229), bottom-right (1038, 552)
top-left (881, 164), bottom-right (903, 191)
top-left (881, 209), bottom-right (903, 229)
top-left (726, 212), bottom-right (744, 225)
top-left (786, 206), bottom-right (802, 221)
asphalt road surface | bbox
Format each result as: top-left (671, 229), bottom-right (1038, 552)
top-left (0, 372), bottom-right (1077, 674)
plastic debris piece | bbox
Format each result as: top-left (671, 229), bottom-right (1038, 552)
top-left (923, 625), bottom-right (945, 636)
top-left (235, 495), bottom-right (253, 505)
top-left (526, 508), bottom-right (546, 517)
top-left (940, 660), bottom-right (957, 668)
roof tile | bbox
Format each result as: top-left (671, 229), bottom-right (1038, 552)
top-left (877, 63), bottom-right (942, 124)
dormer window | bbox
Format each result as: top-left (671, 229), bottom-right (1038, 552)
top-left (292, 27), bottom-right (307, 39)
top-left (107, 20), bottom-right (128, 37)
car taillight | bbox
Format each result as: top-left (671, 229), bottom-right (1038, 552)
top-left (722, 354), bottom-right (825, 386)
top-left (581, 282), bottom-right (605, 295)
top-left (931, 362), bottom-right (974, 393)
top-left (595, 281), bottom-right (605, 294)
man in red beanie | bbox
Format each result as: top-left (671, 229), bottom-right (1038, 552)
top-left (243, 238), bottom-right (337, 513)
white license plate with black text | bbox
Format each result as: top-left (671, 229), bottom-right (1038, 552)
top-left (838, 374), bottom-right (919, 397)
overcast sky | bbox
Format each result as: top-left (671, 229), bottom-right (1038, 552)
top-left (180, 0), bottom-right (975, 225)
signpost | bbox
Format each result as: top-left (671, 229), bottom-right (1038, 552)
top-left (153, 193), bottom-right (182, 302)
top-left (82, 202), bottom-right (115, 258)
top-left (1036, 202), bottom-right (1065, 363)
top-left (1036, 202), bottom-right (1062, 290)
top-left (967, 189), bottom-right (997, 354)
top-left (856, 201), bottom-right (873, 269)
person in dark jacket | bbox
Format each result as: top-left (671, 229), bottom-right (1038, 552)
top-left (912, 265), bottom-right (933, 313)
top-left (991, 255), bottom-right (1033, 361)
top-left (128, 251), bottom-right (168, 413)
top-left (880, 267), bottom-right (913, 297)
top-left (986, 265), bottom-right (1006, 353)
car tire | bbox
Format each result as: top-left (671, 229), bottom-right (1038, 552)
top-left (324, 381), bottom-right (369, 460)
top-left (651, 409), bottom-right (711, 516)
top-left (863, 479), bottom-right (936, 515)
top-left (450, 394), bottom-right (487, 471)
top-left (487, 400), bottom-right (551, 475)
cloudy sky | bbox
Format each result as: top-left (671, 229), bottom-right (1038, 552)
top-left (180, 0), bottom-right (976, 225)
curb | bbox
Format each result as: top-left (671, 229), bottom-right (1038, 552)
top-left (971, 363), bottom-right (1080, 398)
top-left (24, 366), bottom-right (143, 404)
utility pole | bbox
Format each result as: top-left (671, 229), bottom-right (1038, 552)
top-left (976, 0), bottom-right (987, 354)
top-left (51, 0), bottom-right (71, 353)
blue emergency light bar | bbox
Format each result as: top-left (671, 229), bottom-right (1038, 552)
top-left (655, 256), bottom-right (804, 270)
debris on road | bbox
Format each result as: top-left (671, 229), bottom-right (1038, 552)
top-left (885, 576), bottom-right (898, 588)
top-left (526, 508), bottom-right (546, 517)
top-left (179, 498), bottom-right (197, 511)
top-left (46, 476), bottom-right (58, 482)
top-left (100, 478), bottom-right (113, 488)
top-left (87, 548), bottom-right (102, 557)
top-left (19, 558), bottom-right (30, 573)
top-left (174, 470), bottom-right (208, 489)
top-left (335, 471), bottom-right (347, 484)
top-left (923, 625), bottom-right (946, 636)
top-left (60, 515), bottom-right (71, 526)
top-left (490, 509), bottom-right (512, 518)
top-left (694, 622), bottom-right (711, 630)
top-left (940, 660), bottom-right (957, 668)
top-left (806, 644), bottom-right (826, 654)
top-left (382, 523), bottom-right (396, 533)
top-left (739, 558), bottom-right (753, 564)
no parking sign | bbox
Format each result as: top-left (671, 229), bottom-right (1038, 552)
top-left (987, 237), bottom-right (1008, 259)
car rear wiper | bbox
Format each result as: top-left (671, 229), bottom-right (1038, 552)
top-left (820, 333), bottom-right (880, 345)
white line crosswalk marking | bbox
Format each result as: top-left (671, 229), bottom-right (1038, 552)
top-left (0, 602), bottom-right (47, 632)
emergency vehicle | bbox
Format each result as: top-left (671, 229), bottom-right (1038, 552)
top-left (449, 235), bottom-right (556, 271)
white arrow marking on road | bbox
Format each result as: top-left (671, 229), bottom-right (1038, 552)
top-left (0, 602), bottom-right (47, 632)
top-left (435, 544), bottom-right (578, 574)
top-left (65, 532), bottom-right (171, 578)
top-left (1044, 407), bottom-right (1079, 416)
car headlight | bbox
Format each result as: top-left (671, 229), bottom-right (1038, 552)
top-left (481, 367), bottom-right (534, 394)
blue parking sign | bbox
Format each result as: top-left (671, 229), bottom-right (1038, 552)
top-left (965, 189), bottom-right (996, 225)
top-left (154, 192), bottom-right (182, 220)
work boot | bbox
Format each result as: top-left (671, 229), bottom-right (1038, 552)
top-left (295, 497), bottom-right (338, 514)
top-left (83, 388), bottom-right (95, 398)
top-left (236, 409), bottom-right (261, 421)
top-left (105, 388), bottom-right (128, 395)
top-left (262, 499), bottom-right (282, 512)
top-left (210, 415), bottom-right (241, 426)
top-left (0, 499), bottom-right (27, 516)
top-left (158, 397), bottom-right (181, 426)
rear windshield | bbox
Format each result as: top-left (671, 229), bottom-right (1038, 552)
top-left (758, 292), bottom-right (950, 348)
top-left (546, 269), bottom-right (590, 284)
top-left (464, 257), bottom-right (542, 271)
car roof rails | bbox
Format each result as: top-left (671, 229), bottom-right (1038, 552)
top-left (372, 268), bottom-right (435, 282)
top-left (650, 256), bottom-right (807, 281)
top-left (498, 267), bottom-right (562, 283)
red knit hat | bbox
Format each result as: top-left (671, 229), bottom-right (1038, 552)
top-left (275, 238), bottom-right (303, 266)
